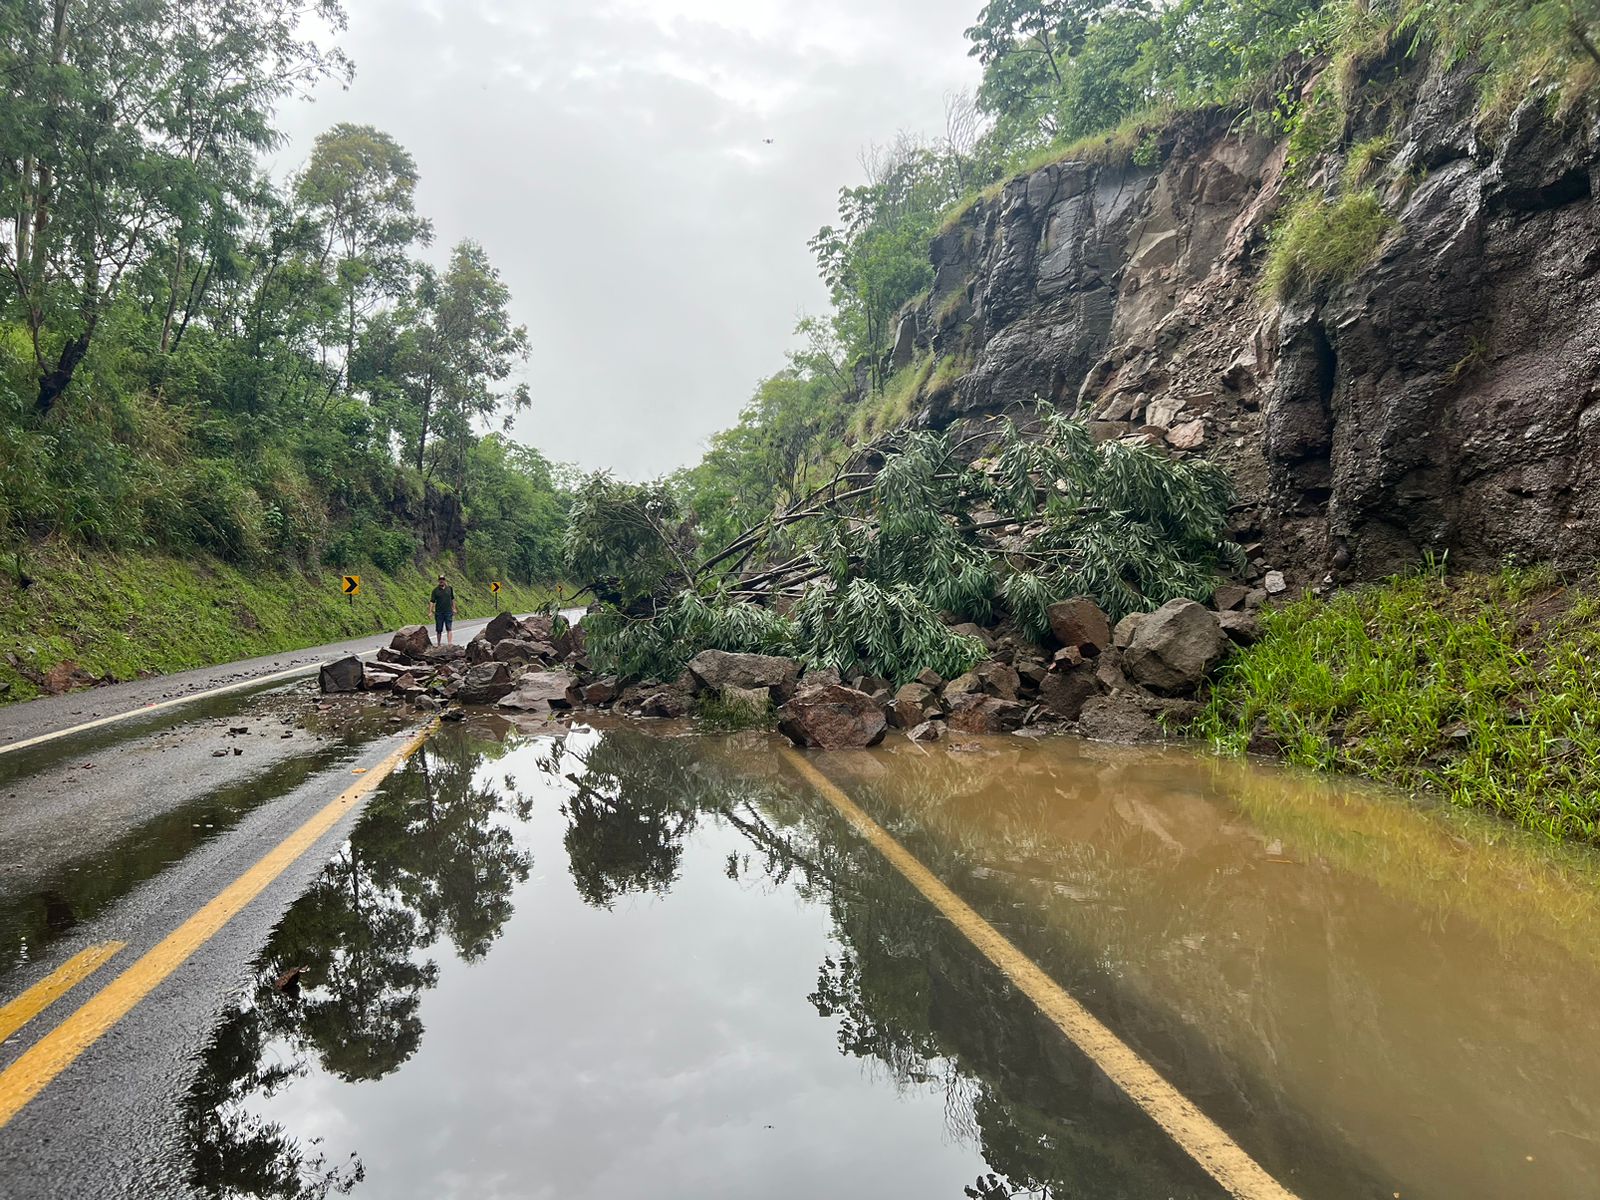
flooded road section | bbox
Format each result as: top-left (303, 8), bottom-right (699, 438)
top-left (178, 723), bottom-right (1600, 1200)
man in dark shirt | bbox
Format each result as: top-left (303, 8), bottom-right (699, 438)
top-left (429, 575), bottom-right (456, 644)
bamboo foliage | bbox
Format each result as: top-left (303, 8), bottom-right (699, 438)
top-left (569, 407), bottom-right (1239, 684)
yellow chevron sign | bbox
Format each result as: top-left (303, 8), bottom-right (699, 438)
top-left (341, 575), bottom-right (360, 596)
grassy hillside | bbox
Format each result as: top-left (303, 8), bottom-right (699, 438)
top-left (0, 544), bottom-right (565, 704)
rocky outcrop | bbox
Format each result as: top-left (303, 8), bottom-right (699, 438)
top-left (901, 59), bottom-right (1600, 587)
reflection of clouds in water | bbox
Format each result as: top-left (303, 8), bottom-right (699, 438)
top-left (188, 724), bottom-right (994, 1200)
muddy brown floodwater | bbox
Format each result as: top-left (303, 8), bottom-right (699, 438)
top-left (179, 720), bottom-right (1600, 1199)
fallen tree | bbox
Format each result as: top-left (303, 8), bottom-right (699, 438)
top-left (564, 407), bottom-right (1241, 685)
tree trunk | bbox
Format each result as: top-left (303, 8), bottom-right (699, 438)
top-left (415, 376), bottom-right (432, 471)
top-left (36, 331), bottom-right (90, 415)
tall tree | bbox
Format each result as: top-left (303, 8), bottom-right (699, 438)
top-left (295, 123), bottom-right (431, 391)
top-left (0, 0), bottom-right (351, 415)
top-left (404, 240), bottom-right (530, 491)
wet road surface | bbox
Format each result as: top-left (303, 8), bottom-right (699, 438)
top-left (0, 612), bottom-right (515, 753)
top-left (5, 710), bottom-right (1600, 1197)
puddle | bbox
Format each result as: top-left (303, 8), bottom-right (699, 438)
top-left (177, 724), bottom-right (1600, 1199)
top-left (0, 689), bottom-right (408, 973)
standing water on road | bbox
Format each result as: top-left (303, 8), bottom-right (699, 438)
top-left (181, 721), bottom-right (1600, 1199)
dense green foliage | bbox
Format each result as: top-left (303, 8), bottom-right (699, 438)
top-left (1198, 567), bottom-right (1600, 842)
top-left (572, 410), bottom-right (1237, 685)
top-left (0, 1), bottom-right (567, 586)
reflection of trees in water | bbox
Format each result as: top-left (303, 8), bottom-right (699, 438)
top-left (185, 727), bottom-right (530, 1198)
top-left (545, 731), bottom-right (840, 909)
top-left (547, 733), bottom-right (1206, 1199)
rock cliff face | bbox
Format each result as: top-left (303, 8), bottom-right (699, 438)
top-left (899, 60), bottom-right (1600, 586)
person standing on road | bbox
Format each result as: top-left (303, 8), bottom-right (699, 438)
top-left (429, 575), bottom-right (456, 645)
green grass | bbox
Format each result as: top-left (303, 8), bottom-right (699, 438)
top-left (1261, 189), bottom-right (1396, 301)
top-left (1345, 132), bottom-right (1397, 185)
top-left (0, 543), bottom-right (565, 704)
top-left (847, 355), bottom-right (936, 444)
top-left (1197, 566), bottom-right (1600, 843)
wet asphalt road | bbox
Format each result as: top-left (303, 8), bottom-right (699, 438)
top-left (0, 615), bottom-right (509, 752)
top-left (0, 620), bottom-right (510, 1198)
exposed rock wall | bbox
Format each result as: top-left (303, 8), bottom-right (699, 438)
top-left (901, 60), bottom-right (1600, 586)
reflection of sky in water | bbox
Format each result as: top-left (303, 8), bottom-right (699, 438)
top-left (243, 732), bottom-right (990, 1200)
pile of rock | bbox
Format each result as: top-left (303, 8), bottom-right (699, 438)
top-left (319, 588), bottom-right (1254, 749)
top-left (318, 611), bottom-right (591, 713)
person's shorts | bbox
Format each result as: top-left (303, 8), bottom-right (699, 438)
top-left (435, 614), bottom-right (453, 635)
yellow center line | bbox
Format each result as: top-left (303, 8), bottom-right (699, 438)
top-left (0, 722), bottom-right (436, 1129)
top-left (782, 749), bottom-right (1300, 1200)
top-left (0, 943), bottom-right (126, 1045)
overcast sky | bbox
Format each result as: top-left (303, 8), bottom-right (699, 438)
top-left (272, 0), bottom-right (982, 479)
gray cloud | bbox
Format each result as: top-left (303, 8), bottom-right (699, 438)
top-left (273, 0), bottom-right (981, 478)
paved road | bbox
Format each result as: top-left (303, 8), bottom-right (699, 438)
top-left (0, 614), bottom-right (513, 753)
top-left (0, 615), bottom-right (545, 1196)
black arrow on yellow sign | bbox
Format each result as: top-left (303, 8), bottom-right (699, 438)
top-left (341, 575), bottom-right (360, 596)
top-left (490, 581), bottom-right (501, 594)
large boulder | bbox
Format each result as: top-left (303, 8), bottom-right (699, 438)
top-left (778, 684), bottom-right (887, 749)
top-left (1122, 599), bottom-right (1230, 694)
top-left (945, 693), bottom-right (1029, 734)
top-left (492, 639), bottom-right (539, 663)
top-left (942, 672), bottom-right (985, 701)
top-left (519, 613), bottom-right (556, 642)
top-left (455, 662), bottom-right (515, 705)
top-left (887, 682), bottom-right (941, 729)
top-left (423, 643), bottom-right (467, 664)
top-left (498, 669), bottom-right (579, 712)
top-left (973, 660), bottom-right (1021, 701)
top-left (318, 655), bottom-right (364, 694)
top-left (361, 666), bottom-right (402, 691)
top-left (686, 650), bottom-right (801, 701)
top-left (480, 610), bottom-right (521, 646)
top-left (390, 625), bottom-right (431, 658)
top-left (1217, 610), bottom-right (1263, 646)
top-left (1037, 668), bottom-right (1101, 721)
top-left (640, 687), bottom-right (692, 718)
top-left (581, 677), bottom-right (620, 705)
top-left (553, 621), bottom-right (586, 661)
top-left (1047, 597), bottom-right (1112, 655)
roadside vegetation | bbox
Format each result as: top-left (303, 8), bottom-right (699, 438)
top-left (0, 3), bottom-right (571, 602)
top-left (1198, 566), bottom-right (1600, 842)
top-left (0, 546), bottom-right (562, 704)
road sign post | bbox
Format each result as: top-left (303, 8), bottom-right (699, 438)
top-left (341, 575), bottom-right (361, 606)
top-left (490, 581), bottom-right (501, 610)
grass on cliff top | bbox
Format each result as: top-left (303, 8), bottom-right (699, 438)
top-left (1197, 565), bottom-right (1600, 843)
top-left (0, 544), bottom-right (565, 705)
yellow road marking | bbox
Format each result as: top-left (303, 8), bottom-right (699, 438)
top-left (0, 722), bottom-right (435, 1129)
top-left (0, 943), bottom-right (125, 1045)
top-left (782, 749), bottom-right (1299, 1200)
